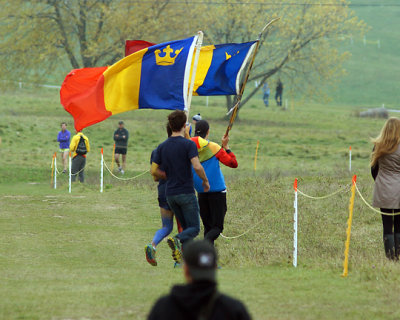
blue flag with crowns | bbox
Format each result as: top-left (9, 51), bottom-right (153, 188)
top-left (124, 39), bottom-right (257, 97)
top-left (192, 41), bottom-right (257, 96)
top-left (138, 36), bottom-right (197, 110)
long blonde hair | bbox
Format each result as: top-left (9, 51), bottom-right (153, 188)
top-left (371, 117), bottom-right (400, 167)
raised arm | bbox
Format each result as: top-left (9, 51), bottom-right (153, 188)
top-left (216, 134), bottom-right (238, 168)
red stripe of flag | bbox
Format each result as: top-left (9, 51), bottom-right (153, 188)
top-left (125, 40), bottom-right (155, 56)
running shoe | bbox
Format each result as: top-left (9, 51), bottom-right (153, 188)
top-left (120, 169), bottom-right (125, 174)
top-left (145, 244), bottom-right (157, 266)
top-left (167, 236), bottom-right (182, 264)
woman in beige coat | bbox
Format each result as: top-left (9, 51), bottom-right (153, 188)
top-left (371, 117), bottom-right (400, 260)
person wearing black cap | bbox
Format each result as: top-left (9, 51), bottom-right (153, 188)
top-left (191, 120), bottom-right (238, 246)
top-left (147, 240), bottom-right (251, 320)
top-left (113, 121), bottom-right (129, 174)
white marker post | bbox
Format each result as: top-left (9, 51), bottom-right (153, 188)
top-left (293, 178), bottom-right (298, 267)
top-left (68, 152), bottom-right (72, 193)
top-left (100, 148), bottom-right (104, 193)
top-left (349, 146), bottom-right (352, 173)
top-left (54, 152), bottom-right (57, 189)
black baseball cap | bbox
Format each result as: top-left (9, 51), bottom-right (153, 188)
top-left (194, 120), bottom-right (209, 138)
top-left (183, 240), bottom-right (217, 282)
top-left (118, 120), bottom-right (124, 125)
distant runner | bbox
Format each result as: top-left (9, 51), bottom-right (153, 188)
top-left (57, 122), bottom-right (70, 173)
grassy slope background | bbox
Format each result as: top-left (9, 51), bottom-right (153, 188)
top-left (1, 2), bottom-right (400, 319)
top-left (330, 0), bottom-right (400, 106)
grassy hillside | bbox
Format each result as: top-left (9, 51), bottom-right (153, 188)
top-left (331, 0), bottom-right (400, 106)
top-left (2, 87), bottom-right (400, 319)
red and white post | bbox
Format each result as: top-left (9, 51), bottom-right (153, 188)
top-left (349, 146), bottom-right (352, 172)
top-left (293, 178), bottom-right (298, 267)
top-left (53, 152), bottom-right (57, 189)
top-left (100, 148), bottom-right (104, 193)
top-left (68, 152), bottom-right (72, 193)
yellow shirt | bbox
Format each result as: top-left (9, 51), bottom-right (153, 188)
top-left (69, 132), bottom-right (90, 157)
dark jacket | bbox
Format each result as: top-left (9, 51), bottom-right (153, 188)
top-left (113, 128), bottom-right (129, 147)
top-left (276, 81), bottom-right (283, 93)
top-left (148, 281), bottom-right (251, 320)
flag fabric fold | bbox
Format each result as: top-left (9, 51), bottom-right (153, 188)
top-left (125, 40), bottom-right (257, 96)
top-left (125, 40), bottom-right (156, 57)
top-left (61, 36), bottom-right (197, 131)
top-left (193, 42), bottom-right (256, 96)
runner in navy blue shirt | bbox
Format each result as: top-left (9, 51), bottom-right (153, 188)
top-left (145, 125), bottom-right (183, 267)
top-left (151, 111), bottom-right (209, 264)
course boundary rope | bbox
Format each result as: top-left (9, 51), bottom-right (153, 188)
top-left (221, 183), bottom-right (351, 240)
top-left (55, 165), bottom-right (87, 176)
top-left (297, 184), bottom-right (351, 200)
top-left (220, 215), bottom-right (268, 239)
top-left (103, 159), bottom-right (149, 181)
top-left (354, 182), bottom-right (400, 216)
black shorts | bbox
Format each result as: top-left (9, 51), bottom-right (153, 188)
top-left (157, 183), bottom-right (170, 210)
top-left (115, 147), bottom-right (127, 155)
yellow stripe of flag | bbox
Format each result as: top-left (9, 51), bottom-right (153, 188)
top-left (103, 48), bottom-right (148, 114)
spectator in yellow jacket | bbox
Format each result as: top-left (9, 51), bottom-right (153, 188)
top-left (69, 131), bottom-right (90, 182)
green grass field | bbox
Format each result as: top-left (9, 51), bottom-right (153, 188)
top-left (2, 85), bottom-right (400, 319)
top-left (1, 3), bottom-right (400, 318)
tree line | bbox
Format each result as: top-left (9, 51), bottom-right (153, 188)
top-left (0, 0), bottom-right (366, 110)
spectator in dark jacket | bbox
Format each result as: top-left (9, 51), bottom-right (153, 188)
top-left (148, 240), bottom-right (251, 320)
top-left (113, 121), bottom-right (129, 174)
top-left (275, 79), bottom-right (283, 106)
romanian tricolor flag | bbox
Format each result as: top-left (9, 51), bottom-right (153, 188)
top-left (125, 40), bottom-right (257, 96)
top-left (61, 36), bottom-right (197, 131)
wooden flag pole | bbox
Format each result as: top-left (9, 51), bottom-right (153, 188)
top-left (186, 31), bottom-right (203, 122)
top-left (225, 17), bottom-right (280, 136)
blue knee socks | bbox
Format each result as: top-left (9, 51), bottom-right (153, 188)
top-left (152, 217), bottom-right (173, 246)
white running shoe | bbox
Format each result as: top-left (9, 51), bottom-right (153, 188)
top-left (120, 169), bottom-right (125, 174)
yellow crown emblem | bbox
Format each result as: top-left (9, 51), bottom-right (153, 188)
top-left (155, 45), bottom-right (183, 66)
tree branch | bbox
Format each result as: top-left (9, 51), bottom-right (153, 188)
top-left (51, 1), bottom-right (80, 69)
